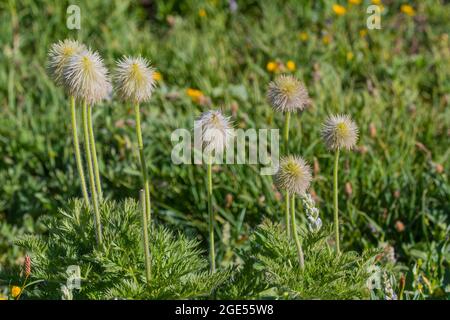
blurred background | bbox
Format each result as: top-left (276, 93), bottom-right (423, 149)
top-left (0, 0), bottom-right (448, 298)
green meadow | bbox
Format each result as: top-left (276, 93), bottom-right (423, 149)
top-left (0, 0), bottom-right (448, 299)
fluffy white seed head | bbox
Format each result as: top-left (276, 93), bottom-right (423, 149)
top-left (114, 56), bottom-right (156, 103)
top-left (63, 48), bottom-right (111, 105)
top-left (267, 75), bottom-right (310, 113)
top-left (275, 155), bottom-right (312, 195)
top-left (321, 114), bottom-right (359, 151)
top-left (47, 39), bottom-right (86, 86)
top-left (195, 110), bottom-right (233, 155)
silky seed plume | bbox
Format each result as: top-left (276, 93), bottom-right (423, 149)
top-left (115, 56), bottom-right (156, 103)
top-left (47, 39), bottom-right (86, 86)
top-left (275, 155), bottom-right (312, 195)
top-left (63, 48), bottom-right (111, 105)
top-left (195, 110), bottom-right (233, 154)
top-left (267, 75), bottom-right (310, 113)
top-left (321, 114), bottom-right (359, 150)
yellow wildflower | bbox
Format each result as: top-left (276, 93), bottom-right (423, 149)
top-left (198, 9), bottom-right (207, 18)
top-left (153, 71), bottom-right (162, 81)
top-left (186, 88), bottom-right (204, 103)
top-left (401, 4), bottom-right (415, 16)
top-left (11, 286), bottom-right (21, 298)
top-left (286, 60), bottom-right (296, 72)
top-left (348, 0), bottom-right (361, 4)
top-left (266, 61), bottom-right (278, 73)
top-left (359, 29), bottom-right (368, 38)
top-left (322, 34), bottom-right (332, 45)
top-left (371, 0), bottom-right (381, 4)
top-left (298, 32), bottom-right (309, 41)
top-left (332, 4), bottom-right (347, 16)
top-left (346, 51), bottom-right (354, 61)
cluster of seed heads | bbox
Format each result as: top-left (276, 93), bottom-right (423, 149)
top-left (47, 39), bottom-right (156, 104)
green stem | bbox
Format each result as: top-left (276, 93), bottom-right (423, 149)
top-left (134, 103), bottom-right (151, 224)
top-left (82, 101), bottom-right (102, 246)
top-left (290, 195), bottom-right (305, 269)
top-left (283, 112), bottom-right (291, 238)
top-left (283, 112), bottom-right (291, 152)
top-left (207, 158), bottom-right (215, 272)
top-left (70, 96), bottom-right (89, 205)
top-left (334, 149), bottom-right (340, 254)
top-left (140, 189), bottom-right (152, 284)
top-left (87, 104), bottom-right (103, 201)
top-left (285, 191), bottom-right (290, 237)
top-left (15, 274), bottom-right (29, 300)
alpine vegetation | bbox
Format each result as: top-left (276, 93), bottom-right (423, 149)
top-left (64, 47), bottom-right (112, 246)
top-left (195, 110), bottom-right (233, 272)
top-left (114, 56), bottom-right (156, 284)
top-left (275, 155), bottom-right (312, 268)
top-left (47, 39), bottom-right (89, 205)
top-left (321, 114), bottom-right (359, 254)
top-left (267, 75), bottom-right (310, 238)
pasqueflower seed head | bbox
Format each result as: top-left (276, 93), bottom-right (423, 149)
top-left (267, 75), bottom-right (310, 113)
top-left (195, 110), bottom-right (233, 154)
top-left (114, 56), bottom-right (156, 103)
top-left (63, 48), bottom-right (111, 105)
top-left (321, 114), bottom-right (359, 150)
top-left (275, 155), bottom-right (312, 195)
top-left (47, 39), bottom-right (86, 86)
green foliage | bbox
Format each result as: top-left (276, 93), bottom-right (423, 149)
top-left (219, 220), bottom-right (385, 299)
top-left (9, 199), bottom-right (228, 299)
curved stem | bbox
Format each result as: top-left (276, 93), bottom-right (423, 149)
top-left (207, 158), bottom-right (216, 272)
top-left (82, 101), bottom-right (102, 246)
top-left (290, 194), bottom-right (305, 269)
top-left (134, 103), bottom-right (151, 224)
top-left (87, 104), bottom-right (102, 200)
top-left (140, 189), bottom-right (152, 284)
top-left (70, 96), bottom-right (89, 205)
top-left (334, 149), bottom-right (340, 254)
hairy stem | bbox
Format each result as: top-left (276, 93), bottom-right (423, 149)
top-left (334, 148), bottom-right (340, 254)
top-left (70, 96), bottom-right (89, 205)
top-left (140, 189), bottom-right (152, 284)
top-left (290, 195), bottom-right (305, 269)
top-left (87, 104), bottom-right (102, 200)
top-left (82, 101), bottom-right (102, 246)
top-left (134, 103), bottom-right (151, 224)
top-left (207, 158), bottom-right (215, 272)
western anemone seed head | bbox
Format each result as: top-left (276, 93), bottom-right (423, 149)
top-left (63, 48), bottom-right (111, 105)
top-left (267, 75), bottom-right (310, 113)
top-left (195, 110), bottom-right (233, 154)
top-left (275, 155), bottom-right (312, 195)
top-left (114, 56), bottom-right (156, 103)
top-left (321, 114), bottom-right (359, 150)
top-left (47, 39), bottom-right (86, 86)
